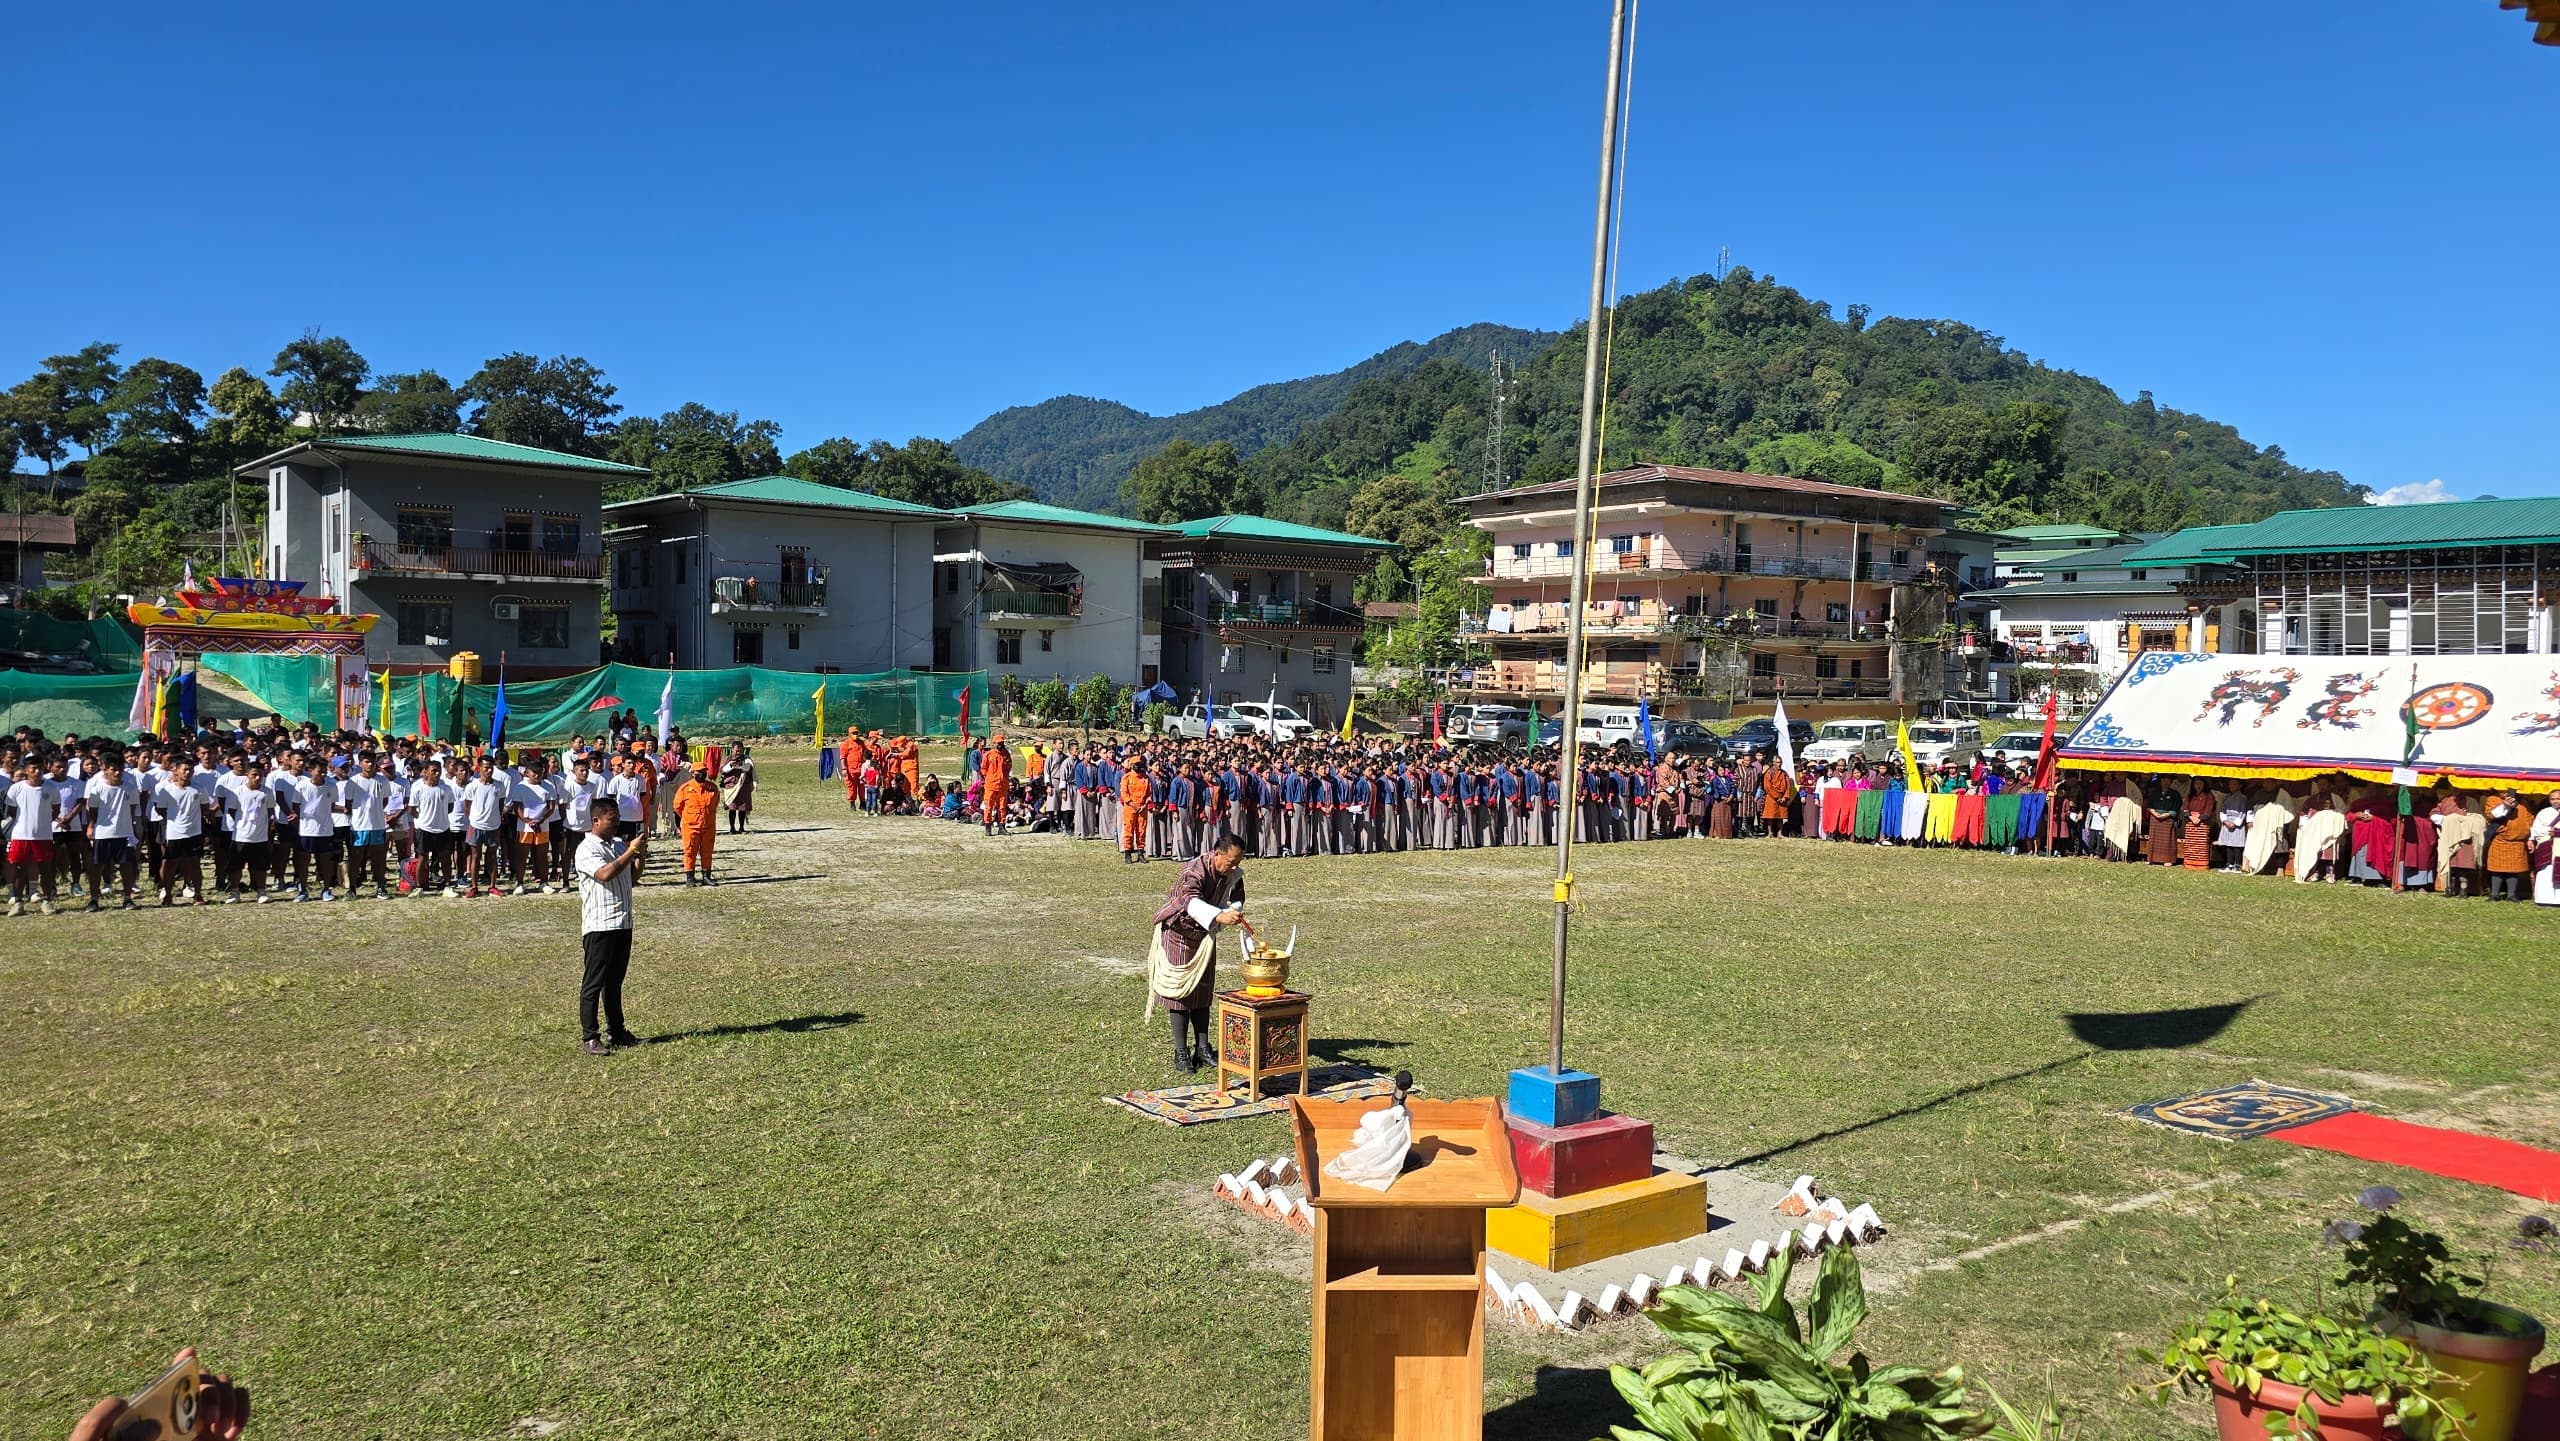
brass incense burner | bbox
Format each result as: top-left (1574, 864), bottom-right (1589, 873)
top-left (1239, 926), bottom-right (1298, 998)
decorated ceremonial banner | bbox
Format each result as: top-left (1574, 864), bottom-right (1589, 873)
top-left (335, 654), bottom-right (372, 733)
top-left (2058, 651), bottom-right (2560, 790)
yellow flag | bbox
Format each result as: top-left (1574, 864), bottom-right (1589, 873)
top-left (377, 671), bottom-right (394, 735)
top-left (1339, 694), bottom-right (1357, 740)
top-left (812, 683), bottom-right (826, 747)
top-left (1896, 717), bottom-right (1925, 791)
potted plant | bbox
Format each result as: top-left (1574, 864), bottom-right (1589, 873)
top-left (2331, 1185), bottom-right (2547, 1441)
top-left (2149, 1293), bottom-right (2464, 1440)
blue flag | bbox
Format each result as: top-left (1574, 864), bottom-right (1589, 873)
top-left (1636, 697), bottom-right (1657, 763)
top-left (491, 676), bottom-right (510, 748)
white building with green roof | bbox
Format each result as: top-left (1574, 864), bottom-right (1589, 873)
top-left (930, 501), bottom-right (1177, 688)
top-left (240, 433), bottom-right (649, 676)
top-left (603, 476), bottom-right (953, 673)
top-left (1154, 514), bottom-right (1395, 729)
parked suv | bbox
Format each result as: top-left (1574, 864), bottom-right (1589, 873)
top-left (1727, 716), bottom-right (1813, 753)
top-left (1902, 720), bottom-right (1983, 772)
top-left (1799, 720), bottom-right (1895, 766)
top-left (1457, 705), bottom-right (1533, 746)
top-left (1224, 700), bottom-right (1314, 740)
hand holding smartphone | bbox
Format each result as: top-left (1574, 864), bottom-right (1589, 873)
top-left (66, 1349), bottom-right (247, 1441)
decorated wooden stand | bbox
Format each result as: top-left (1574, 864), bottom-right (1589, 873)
top-left (1215, 988), bottom-right (1311, 1098)
top-left (1290, 1095), bottom-right (1519, 1441)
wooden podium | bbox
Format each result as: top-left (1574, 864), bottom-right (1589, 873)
top-left (1289, 1096), bottom-right (1520, 1441)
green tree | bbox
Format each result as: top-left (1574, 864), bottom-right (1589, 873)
top-left (107, 358), bottom-right (206, 455)
top-left (357, 370), bottom-right (464, 434)
top-left (269, 332), bottom-right (370, 435)
top-left (38, 342), bottom-right (124, 460)
top-left (1, 376), bottom-right (71, 492)
top-left (462, 352), bottom-right (621, 454)
top-left (205, 367), bottom-right (287, 462)
top-left (86, 514), bottom-right (186, 596)
top-left (781, 436), bottom-right (870, 489)
top-left (1343, 472), bottom-right (1459, 552)
top-left (855, 438), bottom-right (1030, 510)
top-left (737, 418), bottom-right (784, 477)
top-left (1119, 438), bottom-right (1257, 523)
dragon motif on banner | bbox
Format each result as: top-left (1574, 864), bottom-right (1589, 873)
top-left (2195, 666), bottom-right (2300, 728)
top-left (2296, 670), bottom-right (2380, 732)
top-left (2513, 673), bottom-right (2560, 738)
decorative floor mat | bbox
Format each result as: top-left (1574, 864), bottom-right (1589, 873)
top-left (1105, 1065), bottom-right (1391, 1127)
top-left (2275, 1112), bottom-right (2560, 1203)
top-left (2125, 1080), bottom-right (2360, 1140)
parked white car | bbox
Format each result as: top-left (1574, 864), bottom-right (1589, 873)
top-left (1799, 720), bottom-right (1895, 766)
top-left (1984, 729), bottom-right (2045, 768)
top-left (1902, 720), bottom-right (1983, 771)
top-left (1218, 700), bottom-right (1314, 740)
top-left (1577, 704), bottom-right (1645, 751)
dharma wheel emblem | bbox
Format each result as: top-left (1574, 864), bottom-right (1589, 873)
top-left (2403, 681), bottom-right (2493, 732)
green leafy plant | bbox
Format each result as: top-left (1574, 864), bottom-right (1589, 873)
top-left (1979, 1382), bottom-right (2068, 1441)
top-left (2326, 1184), bottom-right (2523, 1337)
top-left (1068, 673), bottom-right (1117, 731)
top-left (2145, 1292), bottom-right (2466, 1439)
top-left (1607, 1245), bottom-right (1989, 1441)
top-left (1021, 677), bottom-right (1070, 724)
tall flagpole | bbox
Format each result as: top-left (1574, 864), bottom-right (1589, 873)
top-left (1549, 0), bottom-right (1633, 1079)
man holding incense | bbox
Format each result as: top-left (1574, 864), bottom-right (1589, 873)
top-left (1147, 832), bottom-right (1249, 1075)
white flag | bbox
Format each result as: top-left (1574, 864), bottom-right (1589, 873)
top-left (1773, 693), bottom-right (1797, 778)
top-left (657, 668), bottom-right (675, 750)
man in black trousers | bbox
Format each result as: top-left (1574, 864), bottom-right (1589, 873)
top-left (573, 807), bottom-right (647, 1055)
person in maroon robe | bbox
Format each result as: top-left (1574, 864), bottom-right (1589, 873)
top-left (1149, 834), bottom-right (1247, 1074)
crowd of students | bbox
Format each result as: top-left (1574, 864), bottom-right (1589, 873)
top-left (0, 719), bottom-right (760, 916)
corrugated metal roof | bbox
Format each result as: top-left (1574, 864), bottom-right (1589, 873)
top-left (304, 432), bottom-right (651, 474)
top-left (1169, 514), bottom-right (1394, 549)
top-left (1457, 463), bottom-right (1955, 512)
top-left (1994, 523), bottom-right (2128, 541)
top-left (2191, 497), bottom-right (2560, 555)
top-left (605, 475), bottom-right (951, 518)
top-left (1988, 578), bottom-right (2184, 600)
top-left (963, 500), bottom-right (1174, 535)
top-left (2116, 523), bottom-right (2261, 565)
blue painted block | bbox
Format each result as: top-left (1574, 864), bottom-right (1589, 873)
top-left (1507, 1066), bottom-right (1602, 1128)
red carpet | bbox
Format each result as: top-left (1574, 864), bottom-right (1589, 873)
top-left (2274, 1112), bottom-right (2560, 1202)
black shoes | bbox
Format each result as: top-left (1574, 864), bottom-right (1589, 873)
top-left (608, 1031), bottom-right (641, 1049)
top-left (582, 1038), bottom-right (612, 1056)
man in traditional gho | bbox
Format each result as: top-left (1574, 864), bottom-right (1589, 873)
top-left (1147, 833), bottom-right (1248, 1075)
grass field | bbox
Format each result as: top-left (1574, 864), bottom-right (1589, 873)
top-left (5, 750), bottom-right (2556, 1440)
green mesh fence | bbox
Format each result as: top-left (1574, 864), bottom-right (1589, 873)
top-left (0, 670), bottom-right (141, 736)
top-left (0, 611), bottom-right (143, 673)
top-left (200, 658), bottom-right (989, 744)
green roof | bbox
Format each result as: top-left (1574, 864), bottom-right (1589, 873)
top-left (963, 500), bottom-right (1173, 535)
top-left (2187, 497), bottom-right (2560, 556)
top-left (607, 475), bottom-right (950, 518)
top-left (1995, 545), bottom-right (2106, 566)
top-left (2116, 523), bottom-right (2261, 566)
top-left (1169, 514), bottom-right (1395, 549)
top-left (302, 433), bottom-right (650, 474)
top-left (1994, 523), bottom-right (2127, 542)
top-left (1988, 578), bottom-right (2185, 600)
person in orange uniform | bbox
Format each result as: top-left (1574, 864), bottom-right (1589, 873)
top-left (1118, 754), bottom-right (1153, 864)
top-left (979, 737), bottom-right (1013, 837)
top-left (670, 766), bottom-right (722, 886)
top-left (897, 735), bottom-right (921, 802)
top-left (838, 726), bottom-right (867, 811)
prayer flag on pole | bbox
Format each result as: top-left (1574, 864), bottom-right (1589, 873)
top-left (812, 681), bottom-right (826, 749)
top-left (1772, 690), bottom-right (1798, 779)
top-left (655, 658), bottom-right (674, 751)
top-left (377, 670), bottom-right (393, 735)
top-left (2030, 692), bottom-right (2058, 791)
top-left (1636, 696), bottom-right (1657, 763)
top-left (1527, 706), bottom-right (1543, 748)
top-left (1339, 693), bottom-right (1356, 740)
top-left (1896, 716), bottom-right (1925, 791)
top-left (491, 655), bottom-right (511, 749)
top-left (2398, 662), bottom-right (2422, 817)
top-left (953, 683), bottom-right (970, 740)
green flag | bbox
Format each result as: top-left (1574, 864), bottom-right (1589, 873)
top-left (1527, 707), bottom-right (1543, 747)
top-left (2398, 670), bottom-right (2422, 816)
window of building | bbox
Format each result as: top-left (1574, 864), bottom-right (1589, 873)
top-left (787, 625), bottom-right (802, 651)
top-left (2061, 571), bottom-right (2078, 583)
top-left (541, 516), bottom-right (580, 555)
top-left (1315, 581), bottom-right (1333, 607)
top-left (395, 508), bottom-right (453, 552)
top-left (1277, 644), bottom-right (1292, 664)
top-left (2129, 569), bottom-right (2148, 580)
top-left (1611, 534), bottom-right (1634, 554)
top-left (1164, 571), bottom-right (1192, 614)
top-left (1848, 659), bottom-right (1864, 680)
top-left (1312, 645), bottom-right (1335, 674)
top-left (397, 598), bottom-right (454, 647)
top-left (944, 564), bottom-right (960, 595)
top-left (1553, 540), bottom-right (1574, 559)
top-left (1511, 543), bottom-right (1531, 559)
top-left (1891, 547), bottom-right (1909, 567)
top-left (517, 602), bottom-right (570, 650)
top-left (1220, 645), bottom-right (1241, 673)
top-left (675, 545), bottom-right (688, 585)
top-left (1753, 597), bottom-right (1778, 618)
top-left (1826, 602), bottom-right (1849, 624)
top-left (995, 629), bottom-right (1023, 665)
top-left (1815, 655), bottom-right (1839, 679)
top-left (502, 514), bottom-right (533, 551)
top-left (732, 626), bottom-right (764, 665)
top-left (1038, 629), bottom-right (1053, 652)
top-left (933, 627), bottom-right (952, 668)
top-left (1751, 653), bottom-right (1777, 678)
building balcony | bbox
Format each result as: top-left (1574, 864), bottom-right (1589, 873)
top-left (357, 539), bottom-right (605, 584)
top-left (1481, 549), bottom-right (1928, 586)
top-left (711, 572), bottom-right (827, 615)
top-left (984, 588), bottom-right (1079, 621)
top-left (1466, 609), bottom-right (1888, 644)
top-left (1214, 599), bottom-right (1365, 631)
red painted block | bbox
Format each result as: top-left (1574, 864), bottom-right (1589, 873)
top-left (1508, 1111), bottom-right (1655, 1199)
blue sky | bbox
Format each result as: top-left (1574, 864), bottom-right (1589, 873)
top-left (3, 2), bottom-right (2551, 500)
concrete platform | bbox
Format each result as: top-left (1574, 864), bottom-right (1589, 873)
top-left (1489, 1161), bottom-right (1801, 1303)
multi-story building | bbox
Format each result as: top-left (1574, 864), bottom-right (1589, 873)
top-left (1986, 533), bottom-right (2245, 701)
top-left (602, 475), bottom-right (948, 672)
top-left (1991, 523), bottom-right (2137, 582)
top-left (931, 500), bottom-right (1172, 686)
top-left (2152, 498), bottom-right (2560, 657)
top-left (1155, 514), bottom-right (1395, 730)
top-left (1457, 464), bottom-right (1956, 716)
top-left (243, 433), bottom-right (645, 676)
top-left (2, 512), bottom-right (75, 599)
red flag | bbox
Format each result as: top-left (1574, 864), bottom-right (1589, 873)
top-left (417, 675), bottom-right (431, 740)
top-left (2030, 691), bottom-right (2059, 791)
top-left (1431, 702), bottom-right (1443, 742)
top-left (954, 684), bottom-right (971, 740)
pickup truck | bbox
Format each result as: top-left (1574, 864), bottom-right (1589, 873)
top-left (1169, 700), bottom-right (1315, 740)
top-left (1799, 720), bottom-right (1896, 766)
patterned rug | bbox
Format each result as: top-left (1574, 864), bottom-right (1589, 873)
top-left (2125, 1080), bottom-right (2361, 1141)
top-left (1106, 1065), bottom-right (1394, 1127)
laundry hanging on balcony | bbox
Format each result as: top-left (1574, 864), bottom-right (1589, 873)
top-left (978, 561), bottom-right (1083, 617)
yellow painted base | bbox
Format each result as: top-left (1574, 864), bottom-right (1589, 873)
top-left (1486, 1169), bottom-right (1708, 1272)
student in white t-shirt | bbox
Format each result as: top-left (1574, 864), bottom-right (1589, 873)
top-left (223, 757), bottom-right (279, 901)
top-left (510, 755), bottom-right (557, 894)
top-left (83, 756), bottom-right (143, 910)
top-left (5, 758), bottom-right (61, 915)
top-left (150, 759), bottom-right (213, 906)
top-left (343, 753), bottom-right (396, 899)
top-left (458, 757), bottom-right (509, 897)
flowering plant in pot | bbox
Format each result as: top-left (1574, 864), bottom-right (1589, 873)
top-left (2147, 1292), bottom-right (2465, 1440)
top-left (2330, 1185), bottom-right (2547, 1441)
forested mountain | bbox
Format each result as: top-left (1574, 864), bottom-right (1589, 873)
top-left (951, 321), bottom-right (1558, 513)
top-left (966, 268), bottom-right (2367, 537)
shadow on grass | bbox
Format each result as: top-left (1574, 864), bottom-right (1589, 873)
top-left (725, 826), bottom-right (834, 835)
top-left (1710, 999), bottom-right (2258, 1170)
top-left (678, 873), bottom-right (829, 888)
top-left (645, 1010), bottom-right (864, 1044)
top-left (1485, 1364), bottom-right (1632, 1441)
top-left (1312, 1036), bottom-right (1408, 1067)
